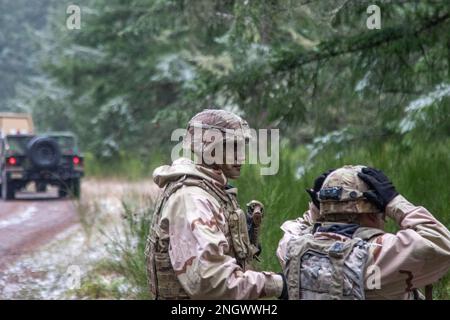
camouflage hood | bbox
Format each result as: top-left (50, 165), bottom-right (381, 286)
top-left (153, 157), bottom-right (227, 189)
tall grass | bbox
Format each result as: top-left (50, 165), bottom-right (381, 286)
top-left (73, 198), bottom-right (153, 299)
top-left (84, 151), bottom-right (167, 180)
top-left (98, 201), bottom-right (152, 299)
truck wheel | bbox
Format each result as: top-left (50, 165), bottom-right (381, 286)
top-left (59, 179), bottom-right (80, 199)
top-left (36, 182), bottom-right (47, 193)
top-left (58, 183), bottom-right (68, 198)
top-left (71, 179), bottom-right (81, 199)
top-left (2, 174), bottom-right (15, 200)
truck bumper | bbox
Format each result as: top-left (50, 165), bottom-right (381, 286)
top-left (5, 169), bottom-right (84, 182)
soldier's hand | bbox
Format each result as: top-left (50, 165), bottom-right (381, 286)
top-left (306, 168), bottom-right (335, 209)
top-left (358, 167), bottom-right (398, 211)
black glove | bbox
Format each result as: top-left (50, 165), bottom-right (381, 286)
top-left (357, 167), bottom-right (398, 211)
top-left (278, 272), bottom-right (288, 300)
top-left (306, 169), bottom-right (335, 209)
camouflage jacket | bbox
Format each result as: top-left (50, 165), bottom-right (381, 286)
top-left (148, 157), bottom-right (283, 299)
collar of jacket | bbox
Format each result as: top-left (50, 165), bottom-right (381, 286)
top-left (153, 157), bottom-right (228, 189)
top-left (314, 222), bottom-right (360, 238)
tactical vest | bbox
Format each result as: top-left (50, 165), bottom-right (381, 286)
top-left (145, 174), bottom-right (256, 300)
top-left (284, 225), bottom-right (384, 300)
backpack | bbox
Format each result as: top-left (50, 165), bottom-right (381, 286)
top-left (284, 226), bottom-right (383, 300)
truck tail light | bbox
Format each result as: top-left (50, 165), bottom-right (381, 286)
top-left (73, 156), bottom-right (80, 165)
top-left (7, 157), bottom-right (17, 166)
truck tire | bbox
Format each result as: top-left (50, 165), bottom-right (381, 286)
top-left (58, 179), bottom-right (80, 199)
top-left (71, 178), bottom-right (81, 199)
top-left (36, 182), bottom-right (47, 193)
top-left (27, 136), bottom-right (61, 169)
top-left (2, 173), bottom-right (15, 200)
top-left (58, 182), bottom-right (68, 198)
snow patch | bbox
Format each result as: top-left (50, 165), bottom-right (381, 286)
top-left (0, 206), bottom-right (38, 229)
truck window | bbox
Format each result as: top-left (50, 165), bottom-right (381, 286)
top-left (5, 136), bottom-right (32, 154)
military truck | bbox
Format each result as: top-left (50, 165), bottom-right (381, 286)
top-left (0, 113), bottom-right (84, 200)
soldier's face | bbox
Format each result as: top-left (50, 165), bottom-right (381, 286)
top-left (212, 140), bottom-right (244, 179)
top-left (220, 163), bottom-right (242, 179)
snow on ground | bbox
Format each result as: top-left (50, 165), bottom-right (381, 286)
top-left (0, 179), bottom-right (159, 299)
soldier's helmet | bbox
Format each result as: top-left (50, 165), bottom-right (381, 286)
top-left (319, 165), bottom-right (381, 216)
top-left (183, 109), bottom-right (251, 164)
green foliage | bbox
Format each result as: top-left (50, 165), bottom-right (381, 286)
top-left (0, 0), bottom-right (57, 109)
top-left (84, 150), bottom-right (167, 180)
top-left (12, 0), bottom-right (449, 159)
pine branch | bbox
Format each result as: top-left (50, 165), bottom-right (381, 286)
top-left (219, 11), bottom-right (449, 94)
top-left (273, 12), bottom-right (450, 72)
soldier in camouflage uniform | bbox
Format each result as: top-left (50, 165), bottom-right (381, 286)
top-left (277, 165), bottom-right (450, 299)
top-left (146, 109), bottom-right (286, 300)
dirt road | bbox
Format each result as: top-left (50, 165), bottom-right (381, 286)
top-left (0, 190), bottom-right (79, 270)
top-left (0, 179), bottom-right (159, 299)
